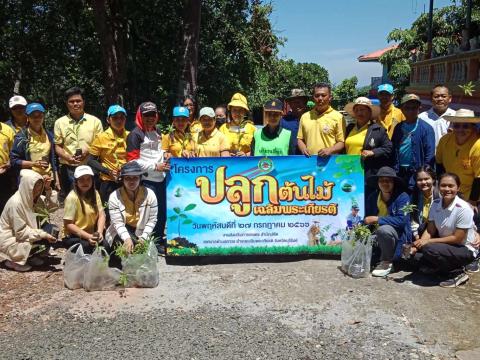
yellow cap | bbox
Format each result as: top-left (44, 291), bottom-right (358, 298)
top-left (228, 93), bottom-right (249, 111)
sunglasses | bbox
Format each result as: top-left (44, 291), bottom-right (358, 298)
top-left (452, 123), bottom-right (472, 129)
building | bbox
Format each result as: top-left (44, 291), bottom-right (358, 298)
top-left (358, 45), bottom-right (397, 98)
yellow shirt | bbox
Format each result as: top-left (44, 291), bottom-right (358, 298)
top-left (190, 120), bottom-right (202, 134)
top-left (436, 133), bottom-right (479, 199)
top-left (219, 121), bottom-right (256, 154)
top-left (89, 127), bottom-right (129, 181)
top-left (28, 128), bottom-right (52, 177)
top-left (54, 113), bottom-right (103, 165)
top-left (162, 130), bottom-right (195, 157)
top-left (377, 104), bottom-right (405, 139)
top-left (119, 186), bottom-right (146, 228)
top-left (63, 190), bottom-right (103, 236)
top-left (422, 194), bottom-right (432, 223)
top-left (0, 123), bottom-right (15, 165)
top-left (297, 107), bottom-right (345, 154)
top-left (345, 123), bottom-right (368, 155)
top-left (377, 193), bottom-right (388, 217)
top-left (194, 128), bottom-right (230, 157)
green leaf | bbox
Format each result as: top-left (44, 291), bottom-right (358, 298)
top-left (184, 204), bottom-right (197, 211)
top-left (179, 214), bottom-right (187, 218)
top-left (169, 215), bottom-right (178, 221)
top-left (182, 219), bottom-right (193, 224)
top-left (173, 207), bottom-right (181, 214)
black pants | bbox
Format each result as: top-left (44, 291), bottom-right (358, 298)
top-left (0, 170), bottom-right (17, 214)
top-left (143, 179), bottom-right (166, 242)
top-left (59, 164), bottom-right (76, 201)
top-left (99, 180), bottom-right (120, 204)
top-left (417, 243), bottom-right (475, 273)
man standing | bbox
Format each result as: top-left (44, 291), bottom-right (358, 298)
top-left (281, 89), bottom-right (308, 154)
top-left (377, 84), bottom-right (405, 139)
top-left (54, 87), bottom-right (103, 200)
top-left (297, 83), bottom-right (345, 157)
top-left (418, 84), bottom-right (455, 146)
top-left (6, 95), bottom-right (28, 134)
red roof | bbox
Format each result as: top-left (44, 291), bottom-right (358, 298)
top-left (358, 45), bottom-right (398, 62)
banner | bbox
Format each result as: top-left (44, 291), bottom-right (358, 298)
top-left (166, 155), bottom-right (364, 256)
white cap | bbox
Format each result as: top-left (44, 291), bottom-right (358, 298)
top-left (9, 95), bottom-right (27, 109)
top-left (74, 165), bottom-right (94, 179)
top-left (199, 107), bottom-right (215, 119)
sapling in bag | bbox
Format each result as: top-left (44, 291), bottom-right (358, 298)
top-left (83, 246), bottom-right (121, 291)
top-left (63, 243), bottom-right (91, 290)
top-left (341, 225), bottom-right (373, 278)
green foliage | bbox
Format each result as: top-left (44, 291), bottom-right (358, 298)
top-left (400, 203), bottom-right (417, 215)
top-left (459, 81), bottom-right (476, 97)
top-left (332, 76), bottom-right (359, 110)
top-left (168, 202), bottom-right (197, 237)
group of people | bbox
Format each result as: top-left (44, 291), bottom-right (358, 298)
top-left (0, 83), bottom-right (478, 288)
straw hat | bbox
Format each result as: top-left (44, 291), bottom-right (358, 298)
top-left (444, 109), bottom-right (480, 123)
top-left (344, 97), bottom-right (380, 119)
top-left (228, 93), bottom-right (249, 111)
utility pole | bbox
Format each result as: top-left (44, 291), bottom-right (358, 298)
top-left (426, 0), bottom-right (434, 59)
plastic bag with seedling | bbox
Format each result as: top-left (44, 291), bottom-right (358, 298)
top-left (115, 234), bottom-right (159, 288)
top-left (83, 246), bottom-right (121, 291)
top-left (64, 243), bottom-right (92, 290)
top-left (341, 224), bottom-right (373, 278)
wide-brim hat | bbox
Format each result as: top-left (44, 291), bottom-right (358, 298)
top-left (366, 166), bottom-right (404, 189)
top-left (286, 88), bottom-right (308, 101)
top-left (344, 97), bottom-right (380, 120)
top-left (228, 92), bottom-right (249, 111)
top-left (120, 161), bottom-right (145, 178)
top-left (444, 108), bottom-right (480, 123)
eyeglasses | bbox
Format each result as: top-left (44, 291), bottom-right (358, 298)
top-left (452, 123), bottom-right (471, 129)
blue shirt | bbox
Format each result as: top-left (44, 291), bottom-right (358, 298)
top-left (280, 114), bottom-right (300, 154)
top-left (399, 121), bottom-right (418, 167)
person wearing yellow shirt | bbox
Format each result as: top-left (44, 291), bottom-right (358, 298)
top-left (0, 120), bottom-right (16, 214)
top-left (6, 95), bottom-right (28, 134)
top-left (10, 103), bottom-right (60, 191)
top-left (437, 109), bottom-right (480, 203)
top-left (377, 84), bottom-right (405, 139)
top-left (344, 97), bottom-right (392, 187)
top-left (183, 95), bottom-right (202, 134)
top-left (54, 87), bottom-right (103, 200)
top-left (219, 93), bottom-right (256, 156)
top-left (162, 106), bottom-right (195, 158)
top-left (297, 83), bottom-right (345, 157)
top-left (61, 165), bottom-right (105, 254)
top-left (88, 105), bottom-right (129, 203)
top-left (194, 107), bottom-right (230, 157)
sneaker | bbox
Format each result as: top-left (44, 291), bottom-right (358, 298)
top-left (4, 260), bottom-right (32, 272)
top-left (465, 259), bottom-right (479, 273)
top-left (28, 257), bottom-right (45, 266)
top-left (372, 261), bottom-right (393, 277)
top-left (439, 272), bottom-right (469, 288)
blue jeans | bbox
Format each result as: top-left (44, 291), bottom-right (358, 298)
top-left (143, 179), bottom-right (166, 242)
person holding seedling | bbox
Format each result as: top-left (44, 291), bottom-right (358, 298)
top-left (251, 99), bottom-right (294, 156)
top-left (364, 166), bottom-right (412, 277)
top-left (10, 103), bottom-right (59, 190)
top-left (61, 165), bottom-right (106, 253)
top-left (162, 106), bottom-right (195, 158)
top-left (219, 92), bottom-right (256, 156)
top-left (88, 104), bottom-right (129, 203)
top-left (193, 107), bottom-right (230, 157)
top-left (106, 161), bottom-right (157, 263)
top-left (0, 170), bottom-right (57, 272)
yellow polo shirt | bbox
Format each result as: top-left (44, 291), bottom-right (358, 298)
top-left (219, 121), bottom-right (256, 154)
top-left (345, 123), bottom-right (368, 155)
top-left (436, 132), bottom-right (479, 199)
top-left (162, 130), bottom-right (195, 157)
top-left (377, 104), bottom-right (405, 139)
top-left (377, 193), bottom-right (388, 217)
top-left (0, 123), bottom-right (15, 165)
top-left (194, 129), bottom-right (230, 157)
top-left (190, 120), bottom-right (202, 134)
top-left (422, 194), bottom-right (432, 223)
top-left (63, 190), bottom-right (103, 236)
top-left (28, 128), bottom-right (52, 177)
top-left (89, 127), bottom-right (129, 181)
top-left (297, 107), bottom-right (345, 154)
top-left (54, 113), bottom-right (103, 165)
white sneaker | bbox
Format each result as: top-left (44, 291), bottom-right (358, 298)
top-left (4, 260), bottom-right (32, 272)
top-left (372, 261), bottom-right (393, 277)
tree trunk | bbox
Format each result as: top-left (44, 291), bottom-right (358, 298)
top-left (91, 0), bottom-right (129, 107)
top-left (177, 0), bottom-right (201, 101)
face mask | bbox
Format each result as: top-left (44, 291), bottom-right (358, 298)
top-left (216, 117), bottom-right (227, 124)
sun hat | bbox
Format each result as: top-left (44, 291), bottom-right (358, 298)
top-left (120, 161), bottom-right (145, 178)
top-left (139, 101), bottom-right (158, 114)
top-left (444, 109), bottom-right (480, 123)
top-left (107, 104), bottom-right (126, 117)
top-left (227, 93), bottom-right (249, 111)
top-left (26, 103), bottom-right (46, 115)
top-left (344, 97), bottom-right (380, 119)
top-left (173, 106), bottom-right (189, 118)
top-left (264, 99), bottom-right (283, 112)
top-left (400, 94), bottom-right (421, 106)
top-left (74, 165), bottom-right (94, 179)
top-left (9, 95), bottom-right (27, 109)
top-left (286, 89), bottom-right (308, 101)
top-left (366, 166), bottom-right (405, 189)
top-left (377, 84), bottom-right (394, 95)
top-left (199, 107), bottom-right (215, 119)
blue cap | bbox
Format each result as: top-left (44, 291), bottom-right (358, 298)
top-left (107, 105), bottom-right (127, 117)
top-left (173, 106), bottom-right (189, 118)
top-left (377, 84), bottom-right (394, 94)
top-left (26, 103), bottom-right (45, 115)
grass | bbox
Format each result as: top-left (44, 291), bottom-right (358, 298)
top-left (167, 244), bottom-right (341, 257)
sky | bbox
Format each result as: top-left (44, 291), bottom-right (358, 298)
top-left (270, 0), bottom-right (453, 86)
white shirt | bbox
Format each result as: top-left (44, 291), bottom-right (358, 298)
top-left (428, 196), bottom-right (478, 256)
top-left (418, 107), bottom-right (455, 147)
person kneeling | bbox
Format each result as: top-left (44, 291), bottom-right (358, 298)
top-left (364, 167), bottom-right (412, 277)
top-left (105, 161), bottom-right (158, 267)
